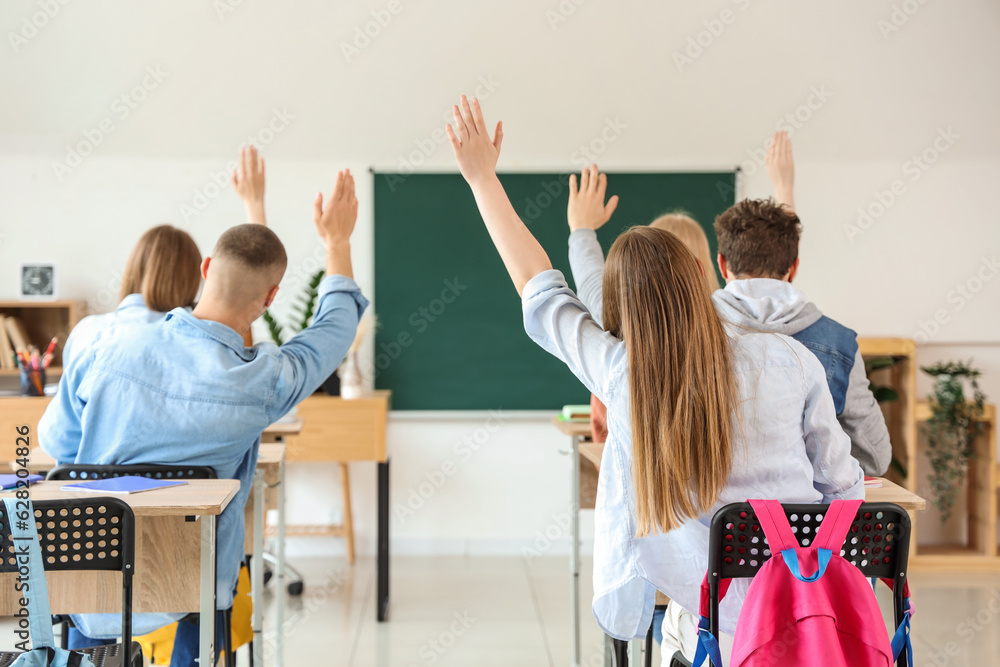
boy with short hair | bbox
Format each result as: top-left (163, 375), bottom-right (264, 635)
top-left (39, 169), bottom-right (366, 666)
top-left (711, 131), bottom-right (890, 474)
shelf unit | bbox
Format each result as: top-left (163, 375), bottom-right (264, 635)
top-left (860, 337), bottom-right (1000, 570)
top-left (0, 301), bottom-right (83, 377)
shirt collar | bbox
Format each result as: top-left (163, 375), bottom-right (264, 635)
top-left (117, 293), bottom-right (147, 310)
top-left (164, 307), bottom-right (250, 353)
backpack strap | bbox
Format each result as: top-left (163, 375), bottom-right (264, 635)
top-left (812, 499), bottom-right (864, 551)
top-left (3, 497), bottom-right (55, 650)
top-left (748, 499), bottom-right (798, 552)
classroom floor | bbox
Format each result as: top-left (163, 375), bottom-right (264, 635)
top-left (3, 555), bottom-right (998, 665)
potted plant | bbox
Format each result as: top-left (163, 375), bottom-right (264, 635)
top-left (262, 270), bottom-right (342, 395)
top-left (920, 360), bottom-right (987, 522)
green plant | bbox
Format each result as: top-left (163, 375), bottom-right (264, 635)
top-left (262, 269), bottom-right (325, 345)
top-left (864, 356), bottom-right (907, 479)
top-left (921, 360), bottom-right (986, 523)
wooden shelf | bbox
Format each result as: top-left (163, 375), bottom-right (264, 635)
top-left (0, 302), bottom-right (83, 372)
top-left (858, 337), bottom-right (917, 358)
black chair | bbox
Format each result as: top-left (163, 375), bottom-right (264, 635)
top-left (614, 501), bottom-right (912, 667)
top-left (46, 464), bottom-right (240, 667)
top-left (0, 497), bottom-right (142, 667)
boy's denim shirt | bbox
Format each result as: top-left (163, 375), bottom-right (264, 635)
top-left (39, 275), bottom-right (368, 636)
top-left (790, 317), bottom-right (859, 415)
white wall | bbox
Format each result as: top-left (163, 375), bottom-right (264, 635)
top-left (1, 0), bottom-right (998, 555)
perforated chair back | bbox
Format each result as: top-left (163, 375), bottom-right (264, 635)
top-left (0, 497), bottom-right (138, 666)
top-left (706, 502), bottom-right (911, 665)
top-left (46, 464), bottom-right (217, 482)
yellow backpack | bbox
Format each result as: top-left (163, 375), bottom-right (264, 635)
top-left (138, 564), bottom-right (254, 665)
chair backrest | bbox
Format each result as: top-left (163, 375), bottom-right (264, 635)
top-left (0, 497), bottom-right (136, 650)
top-left (705, 501), bottom-right (912, 666)
top-left (708, 502), bottom-right (910, 581)
top-left (46, 464), bottom-right (217, 482)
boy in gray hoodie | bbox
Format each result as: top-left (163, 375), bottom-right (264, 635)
top-left (709, 131), bottom-right (890, 474)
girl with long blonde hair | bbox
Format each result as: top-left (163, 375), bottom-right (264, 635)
top-left (446, 96), bottom-right (863, 660)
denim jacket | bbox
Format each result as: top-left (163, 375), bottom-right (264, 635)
top-left (39, 276), bottom-right (368, 636)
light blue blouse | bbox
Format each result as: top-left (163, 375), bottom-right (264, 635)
top-left (521, 268), bottom-right (864, 639)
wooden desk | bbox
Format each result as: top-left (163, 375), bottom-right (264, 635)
top-left (13, 445), bottom-right (290, 667)
top-left (0, 479), bottom-right (238, 666)
top-left (281, 391), bottom-right (393, 621)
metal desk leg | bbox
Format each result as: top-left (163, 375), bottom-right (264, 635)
top-left (377, 459), bottom-right (390, 622)
top-left (571, 435), bottom-right (581, 667)
top-left (200, 515), bottom-right (217, 667)
top-left (276, 457), bottom-right (286, 667)
top-left (252, 470), bottom-right (264, 667)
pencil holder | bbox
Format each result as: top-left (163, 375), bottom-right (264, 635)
top-left (19, 367), bottom-right (46, 397)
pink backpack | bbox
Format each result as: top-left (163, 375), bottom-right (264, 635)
top-left (691, 499), bottom-right (912, 667)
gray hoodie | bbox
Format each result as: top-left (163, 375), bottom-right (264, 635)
top-left (713, 280), bottom-right (891, 475)
top-left (568, 229), bottom-right (891, 476)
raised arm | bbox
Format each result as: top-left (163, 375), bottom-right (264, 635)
top-left (269, 169), bottom-right (366, 419)
top-left (766, 130), bottom-right (795, 213)
top-left (566, 164), bottom-right (618, 325)
top-left (312, 169), bottom-right (358, 279)
top-left (446, 95), bottom-right (550, 295)
top-left (232, 145), bottom-right (267, 225)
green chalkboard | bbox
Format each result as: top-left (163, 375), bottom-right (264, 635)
top-left (373, 171), bottom-right (736, 410)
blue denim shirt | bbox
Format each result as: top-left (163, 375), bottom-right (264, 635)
top-left (39, 275), bottom-right (368, 635)
top-left (790, 316), bottom-right (859, 415)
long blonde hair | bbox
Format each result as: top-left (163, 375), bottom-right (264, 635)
top-left (603, 227), bottom-right (737, 536)
top-left (649, 212), bottom-right (720, 292)
top-left (119, 225), bottom-right (202, 312)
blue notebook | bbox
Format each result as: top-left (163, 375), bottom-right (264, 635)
top-left (60, 476), bottom-right (187, 495)
top-left (0, 474), bottom-right (43, 490)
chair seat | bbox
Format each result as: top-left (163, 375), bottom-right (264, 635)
top-left (0, 642), bottom-right (143, 667)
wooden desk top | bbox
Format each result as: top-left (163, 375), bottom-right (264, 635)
top-left (1, 479), bottom-right (240, 517)
top-left (263, 419), bottom-right (303, 436)
top-left (554, 417), bottom-right (927, 512)
top-left (865, 478), bottom-right (926, 511)
top-left (551, 416), bottom-right (592, 437)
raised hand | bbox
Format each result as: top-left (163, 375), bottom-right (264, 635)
top-left (313, 169), bottom-right (358, 246)
top-left (446, 95), bottom-right (503, 189)
top-left (567, 164), bottom-right (619, 232)
top-left (232, 145), bottom-right (267, 225)
top-left (766, 131), bottom-right (795, 213)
